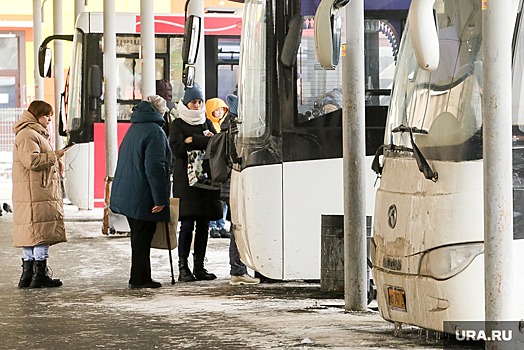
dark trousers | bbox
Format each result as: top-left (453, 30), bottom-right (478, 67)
top-left (127, 217), bottom-right (156, 285)
top-left (229, 231), bottom-right (247, 276)
top-left (178, 218), bottom-right (210, 259)
top-left (223, 197), bottom-right (247, 275)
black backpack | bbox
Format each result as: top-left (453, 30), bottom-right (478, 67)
top-left (203, 131), bottom-right (231, 187)
top-left (192, 117), bottom-right (241, 191)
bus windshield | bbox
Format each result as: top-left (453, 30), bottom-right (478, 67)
top-left (386, 0), bottom-right (483, 161)
top-left (513, 4), bottom-right (524, 142)
top-left (68, 28), bottom-right (84, 133)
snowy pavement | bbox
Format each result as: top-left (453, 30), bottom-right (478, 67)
top-left (0, 200), bottom-right (478, 349)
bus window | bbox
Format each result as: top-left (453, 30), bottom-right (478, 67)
top-left (217, 37), bottom-right (240, 100)
top-left (99, 35), bottom-right (168, 121)
top-left (297, 11), bottom-right (399, 123)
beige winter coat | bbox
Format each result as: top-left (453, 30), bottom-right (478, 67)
top-left (11, 110), bottom-right (66, 247)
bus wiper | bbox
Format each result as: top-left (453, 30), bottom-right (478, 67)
top-left (371, 144), bottom-right (413, 179)
top-left (391, 124), bottom-right (438, 182)
top-left (391, 125), bottom-right (428, 134)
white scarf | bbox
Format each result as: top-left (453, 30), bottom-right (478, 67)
top-left (177, 100), bottom-right (206, 125)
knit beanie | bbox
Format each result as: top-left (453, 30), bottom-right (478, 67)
top-left (155, 79), bottom-right (173, 101)
top-left (182, 82), bottom-right (204, 105)
top-left (145, 95), bottom-right (168, 114)
top-left (226, 94), bottom-right (238, 115)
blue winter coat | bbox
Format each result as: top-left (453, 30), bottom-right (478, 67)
top-left (110, 101), bottom-right (172, 222)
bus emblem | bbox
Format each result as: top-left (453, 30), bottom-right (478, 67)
top-left (387, 204), bottom-right (397, 229)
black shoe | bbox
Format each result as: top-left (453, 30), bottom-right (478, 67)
top-left (178, 267), bottom-right (197, 282)
top-left (194, 268), bottom-right (217, 280)
top-left (30, 260), bottom-right (62, 288)
top-left (209, 228), bottom-right (221, 238)
top-left (2, 203), bottom-right (12, 213)
top-left (18, 259), bottom-right (33, 288)
top-left (129, 280), bottom-right (162, 289)
top-left (219, 228), bottom-right (231, 239)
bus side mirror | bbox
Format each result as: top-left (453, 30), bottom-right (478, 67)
top-left (88, 65), bottom-right (102, 111)
top-left (182, 15), bottom-right (201, 65)
top-left (182, 65), bottom-right (195, 88)
top-left (314, 0), bottom-right (349, 69)
top-left (182, 15), bottom-right (201, 89)
top-left (38, 34), bottom-right (73, 78)
top-left (408, 0), bottom-right (439, 71)
top-left (38, 47), bottom-right (52, 78)
top-left (281, 15), bottom-right (304, 68)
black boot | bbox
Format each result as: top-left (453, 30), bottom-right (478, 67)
top-left (193, 255), bottom-right (216, 280)
top-left (178, 258), bottom-right (196, 282)
top-left (18, 259), bottom-right (33, 288)
top-left (29, 259), bottom-right (62, 288)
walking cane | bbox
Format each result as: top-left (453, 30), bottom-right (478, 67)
top-left (164, 221), bottom-right (176, 285)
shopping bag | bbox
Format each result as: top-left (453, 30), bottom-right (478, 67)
top-left (187, 150), bottom-right (206, 186)
top-left (187, 150), bottom-right (220, 190)
top-left (151, 198), bottom-right (179, 250)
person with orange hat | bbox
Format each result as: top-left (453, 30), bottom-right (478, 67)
top-left (205, 97), bottom-right (232, 239)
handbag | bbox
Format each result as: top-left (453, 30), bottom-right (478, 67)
top-left (151, 198), bottom-right (179, 250)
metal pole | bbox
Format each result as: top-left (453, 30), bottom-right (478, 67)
top-left (101, 0), bottom-right (118, 234)
top-left (53, 0), bottom-right (64, 149)
top-left (343, 0), bottom-right (367, 311)
top-left (186, 0), bottom-right (206, 98)
top-left (140, 0), bottom-right (155, 97)
top-left (483, 0), bottom-right (514, 346)
top-left (104, 0), bottom-right (117, 177)
top-left (74, 0), bottom-right (85, 22)
top-left (33, 0), bottom-right (44, 100)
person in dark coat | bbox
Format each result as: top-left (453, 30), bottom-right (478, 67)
top-left (110, 97), bottom-right (172, 289)
top-left (169, 82), bottom-right (222, 282)
top-left (155, 79), bottom-right (176, 136)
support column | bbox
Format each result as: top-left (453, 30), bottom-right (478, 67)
top-left (140, 0), bottom-right (156, 97)
top-left (33, 0), bottom-right (44, 100)
top-left (482, 1), bottom-right (514, 346)
top-left (343, 0), bottom-right (367, 311)
top-left (53, 0), bottom-right (64, 149)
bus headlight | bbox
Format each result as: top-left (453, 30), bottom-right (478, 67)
top-left (419, 243), bottom-right (484, 280)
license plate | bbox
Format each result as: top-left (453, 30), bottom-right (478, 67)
top-left (387, 287), bottom-right (407, 312)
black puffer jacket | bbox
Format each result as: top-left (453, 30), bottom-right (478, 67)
top-left (169, 117), bottom-right (222, 221)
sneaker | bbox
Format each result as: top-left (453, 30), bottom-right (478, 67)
top-left (209, 228), bottom-right (221, 238)
top-left (219, 228), bottom-right (231, 239)
top-left (229, 274), bottom-right (260, 286)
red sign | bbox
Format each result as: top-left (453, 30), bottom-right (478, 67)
top-left (136, 15), bottom-right (242, 36)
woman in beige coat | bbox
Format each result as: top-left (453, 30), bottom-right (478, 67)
top-left (12, 100), bottom-right (72, 288)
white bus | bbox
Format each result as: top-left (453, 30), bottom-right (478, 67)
top-left (230, 0), bottom-right (411, 280)
top-left (371, 0), bottom-right (524, 332)
top-left (40, 12), bottom-right (241, 210)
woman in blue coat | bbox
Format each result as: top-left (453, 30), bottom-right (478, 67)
top-left (110, 96), bottom-right (172, 288)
